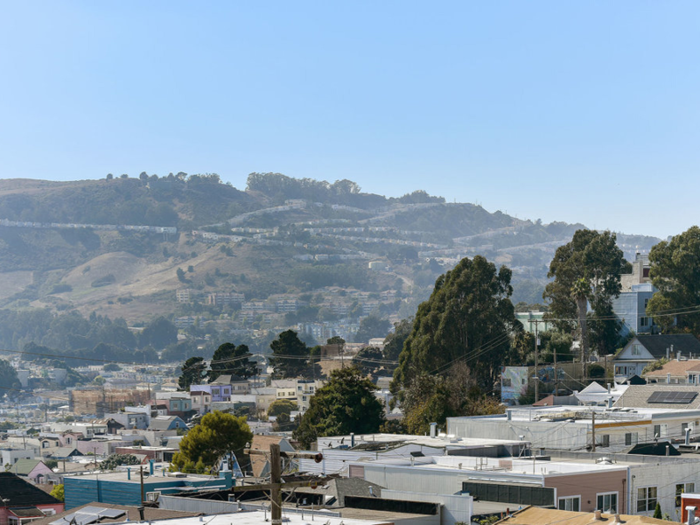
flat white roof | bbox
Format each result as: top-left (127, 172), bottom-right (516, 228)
top-left (355, 454), bottom-right (626, 475)
top-left (124, 511), bottom-right (389, 525)
top-left (320, 433), bottom-right (528, 448)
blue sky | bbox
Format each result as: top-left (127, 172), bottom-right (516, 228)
top-left (1, 1), bottom-right (698, 239)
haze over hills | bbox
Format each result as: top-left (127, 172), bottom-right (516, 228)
top-left (0, 172), bottom-right (660, 327)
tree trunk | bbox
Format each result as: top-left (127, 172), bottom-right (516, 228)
top-left (576, 295), bottom-right (589, 378)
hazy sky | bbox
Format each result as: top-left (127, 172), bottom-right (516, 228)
top-left (1, 2), bottom-right (699, 239)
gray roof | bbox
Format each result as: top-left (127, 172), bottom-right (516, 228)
top-left (51, 447), bottom-right (83, 458)
top-left (635, 334), bottom-right (700, 359)
top-left (149, 416), bottom-right (183, 430)
top-left (615, 384), bottom-right (700, 409)
top-left (296, 477), bottom-right (384, 506)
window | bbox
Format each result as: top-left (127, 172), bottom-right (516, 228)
top-left (640, 317), bottom-right (649, 327)
top-left (653, 424), bottom-right (668, 438)
top-left (600, 434), bottom-right (610, 447)
top-left (558, 496), bottom-right (580, 512)
top-left (625, 432), bottom-right (638, 446)
top-left (637, 487), bottom-right (657, 512)
top-left (676, 483), bottom-right (695, 507)
top-left (597, 492), bottom-right (618, 513)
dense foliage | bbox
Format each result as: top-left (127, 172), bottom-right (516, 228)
top-left (393, 255), bottom-right (518, 391)
top-left (178, 357), bottom-right (207, 390)
top-left (100, 454), bottom-right (141, 470)
top-left (0, 359), bottom-right (21, 397)
top-left (171, 411), bottom-right (252, 472)
top-left (647, 226), bottom-right (700, 334)
top-left (293, 367), bottom-right (385, 448)
top-left (0, 309), bottom-right (178, 365)
top-left (543, 229), bottom-right (628, 357)
top-left (208, 342), bottom-right (256, 381)
top-left (269, 330), bottom-right (311, 379)
top-left (354, 315), bottom-right (391, 344)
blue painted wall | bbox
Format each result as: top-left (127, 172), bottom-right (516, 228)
top-left (64, 474), bottom-right (232, 509)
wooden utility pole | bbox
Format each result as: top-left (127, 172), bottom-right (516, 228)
top-left (234, 446), bottom-right (326, 525)
top-left (270, 444), bottom-right (282, 525)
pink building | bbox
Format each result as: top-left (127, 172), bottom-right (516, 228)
top-left (0, 472), bottom-right (64, 525)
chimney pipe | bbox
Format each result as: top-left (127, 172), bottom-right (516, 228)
top-left (687, 506), bottom-right (697, 525)
top-left (137, 507), bottom-right (145, 522)
top-left (350, 433), bottom-right (355, 447)
top-left (507, 410), bottom-right (512, 421)
top-left (594, 509), bottom-right (602, 520)
top-left (668, 373), bottom-right (672, 384)
top-left (607, 397), bottom-right (613, 409)
top-left (607, 383), bottom-right (611, 394)
top-left (686, 428), bottom-right (692, 446)
top-left (430, 422), bottom-right (437, 438)
top-left (666, 445), bottom-right (670, 456)
top-left (667, 348), bottom-right (670, 359)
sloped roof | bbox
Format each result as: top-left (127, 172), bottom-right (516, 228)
top-left (636, 334), bottom-right (700, 359)
top-left (627, 440), bottom-right (681, 456)
top-left (645, 359), bottom-right (700, 377)
top-left (250, 435), bottom-right (283, 477)
top-left (615, 384), bottom-right (700, 409)
top-left (9, 507), bottom-right (46, 518)
top-left (149, 415), bottom-right (185, 431)
top-left (496, 506), bottom-right (676, 524)
top-left (51, 447), bottom-right (83, 458)
top-left (210, 374), bottom-right (245, 385)
top-left (296, 477), bottom-right (384, 506)
top-left (10, 459), bottom-right (44, 476)
top-left (0, 472), bottom-right (61, 506)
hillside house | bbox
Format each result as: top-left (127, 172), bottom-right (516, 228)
top-left (614, 335), bottom-right (700, 379)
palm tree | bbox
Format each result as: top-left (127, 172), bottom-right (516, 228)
top-left (571, 278), bottom-right (591, 376)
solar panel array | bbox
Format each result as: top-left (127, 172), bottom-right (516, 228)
top-left (647, 391), bottom-right (699, 404)
top-left (51, 506), bottom-right (126, 525)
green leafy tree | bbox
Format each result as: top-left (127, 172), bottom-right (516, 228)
top-left (208, 342), bottom-right (256, 381)
top-left (139, 317), bottom-right (178, 350)
top-left (100, 454), bottom-right (141, 470)
top-left (354, 316), bottom-right (391, 343)
top-left (178, 357), bottom-right (207, 390)
top-left (268, 399), bottom-right (298, 418)
top-left (647, 226), bottom-right (700, 335)
top-left (293, 367), bottom-right (385, 448)
top-left (269, 330), bottom-right (310, 378)
top-left (171, 411), bottom-right (252, 471)
top-left (383, 318), bottom-right (413, 361)
top-left (400, 362), bottom-right (504, 434)
top-left (0, 359), bottom-right (20, 396)
top-left (352, 346), bottom-right (384, 375)
top-left (50, 484), bottom-right (64, 502)
top-left (543, 230), bottom-right (627, 359)
top-left (393, 255), bottom-right (517, 393)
